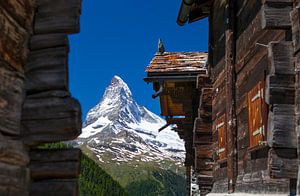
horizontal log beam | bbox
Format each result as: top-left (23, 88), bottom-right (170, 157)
top-left (268, 104), bottom-right (296, 148)
top-left (261, 1), bottom-right (292, 29)
top-left (21, 97), bottom-right (82, 146)
top-left (268, 148), bottom-right (298, 179)
top-left (30, 161), bottom-right (80, 180)
top-left (266, 74), bottom-right (295, 104)
top-left (268, 41), bottom-right (294, 75)
top-left (30, 34), bottom-right (69, 51)
top-left (30, 179), bottom-right (78, 196)
top-left (34, 0), bottom-right (82, 34)
top-left (25, 47), bottom-right (69, 94)
top-left (30, 148), bottom-right (81, 162)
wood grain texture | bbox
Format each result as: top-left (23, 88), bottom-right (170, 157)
top-left (0, 6), bottom-right (31, 70)
top-left (34, 0), bottom-right (82, 34)
top-left (21, 97), bottom-right (82, 146)
top-left (268, 148), bottom-right (298, 179)
top-left (0, 137), bottom-right (29, 166)
top-left (0, 162), bottom-right (29, 195)
top-left (261, 2), bottom-right (292, 29)
top-left (0, 62), bottom-right (24, 135)
top-left (267, 104), bottom-right (296, 148)
top-left (0, 0), bottom-right (34, 30)
top-left (25, 47), bottom-right (69, 94)
top-left (291, 7), bottom-right (300, 53)
top-left (30, 34), bottom-right (69, 51)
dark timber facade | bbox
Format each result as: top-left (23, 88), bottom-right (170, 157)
top-left (146, 0), bottom-right (300, 195)
top-left (0, 0), bottom-right (82, 195)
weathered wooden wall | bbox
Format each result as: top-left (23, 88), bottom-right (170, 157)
top-left (0, 0), bottom-right (82, 195)
top-left (205, 0), bottom-right (298, 195)
top-left (23, 0), bottom-right (82, 195)
top-left (0, 1), bottom-right (34, 195)
top-left (291, 1), bottom-right (300, 194)
top-left (193, 76), bottom-right (213, 195)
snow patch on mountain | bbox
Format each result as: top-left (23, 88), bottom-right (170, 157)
top-left (78, 76), bottom-right (185, 163)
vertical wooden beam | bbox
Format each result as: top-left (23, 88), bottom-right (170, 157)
top-left (291, 3), bottom-right (300, 195)
top-left (225, 0), bottom-right (237, 193)
top-left (186, 165), bottom-right (192, 196)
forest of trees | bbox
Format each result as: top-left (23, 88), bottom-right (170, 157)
top-left (41, 143), bottom-right (127, 196)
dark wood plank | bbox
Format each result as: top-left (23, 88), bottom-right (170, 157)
top-left (21, 97), bottom-right (82, 146)
top-left (30, 161), bottom-right (80, 180)
top-left (25, 47), bottom-right (69, 94)
top-left (0, 162), bottom-right (29, 195)
top-left (268, 148), bottom-right (298, 179)
top-left (268, 41), bottom-right (294, 75)
top-left (0, 6), bottom-right (30, 70)
top-left (0, 62), bottom-right (24, 135)
top-left (291, 7), bottom-right (300, 53)
top-left (261, 2), bottom-right (292, 29)
top-left (225, 1), bottom-right (238, 191)
top-left (0, 0), bottom-right (35, 30)
top-left (30, 179), bottom-right (78, 196)
top-left (267, 104), bottom-right (296, 148)
top-left (0, 137), bottom-right (29, 166)
top-left (30, 149), bottom-right (81, 162)
top-left (30, 34), bottom-right (69, 51)
top-left (34, 0), bottom-right (82, 34)
top-left (265, 74), bottom-right (295, 104)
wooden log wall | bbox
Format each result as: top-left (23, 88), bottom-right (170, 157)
top-left (193, 75), bottom-right (213, 195)
top-left (206, 0), bottom-right (298, 194)
top-left (0, 1), bottom-right (35, 195)
top-left (19, 0), bottom-right (83, 195)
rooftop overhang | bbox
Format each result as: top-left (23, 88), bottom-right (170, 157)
top-left (144, 70), bottom-right (207, 83)
top-left (144, 52), bottom-right (208, 131)
top-left (177, 0), bottom-right (212, 26)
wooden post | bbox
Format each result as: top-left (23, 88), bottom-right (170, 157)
top-left (291, 3), bottom-right (300, 195)
top-left (186, 165), bottom-right (191, 196)
top-left (225, 0), bottom-right (237, 193)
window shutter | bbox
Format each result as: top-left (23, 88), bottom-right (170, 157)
top-left (216, 114), bottom-right (226, 161)
top-left (247, 81), bottom-right (267, 148)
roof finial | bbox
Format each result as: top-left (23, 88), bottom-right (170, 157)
top-left (158, 38), bottom-right (165, 54)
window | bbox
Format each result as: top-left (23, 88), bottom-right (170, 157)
top-left (216, 114), bottom-right (226, 161)
top-left (247, 81), bottom-right (268, 148)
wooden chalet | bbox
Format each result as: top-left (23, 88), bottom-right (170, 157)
top-left (180, 0), bottom-right (300, 195)
top-left (0, 0), bottom-right (82, 195)
top-left (147, 0), bottom-right (300, 195)
top-left (144, 48), bottom-right (210, 195)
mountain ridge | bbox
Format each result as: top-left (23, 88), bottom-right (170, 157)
top-left (76, 75), bottom-right (187, 195)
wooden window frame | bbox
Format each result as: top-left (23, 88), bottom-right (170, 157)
top-left (247, 81), bottom-right (268, 151)
top-left (216, 114), bottom-right (227, 162)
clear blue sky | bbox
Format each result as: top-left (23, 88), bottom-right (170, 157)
top-left (69, 0), bottom-right (208, 119)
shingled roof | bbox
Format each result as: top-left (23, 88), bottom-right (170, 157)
top-left (145, 52), bottom-right (208, 74)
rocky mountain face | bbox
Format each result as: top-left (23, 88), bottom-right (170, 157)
top-left (77, 76), bottom-right (185, 164)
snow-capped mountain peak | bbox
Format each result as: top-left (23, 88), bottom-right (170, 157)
top-left (78, 76), bottom-right (185, 164)
top-left (103, 75), bottom-right (132, 100)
